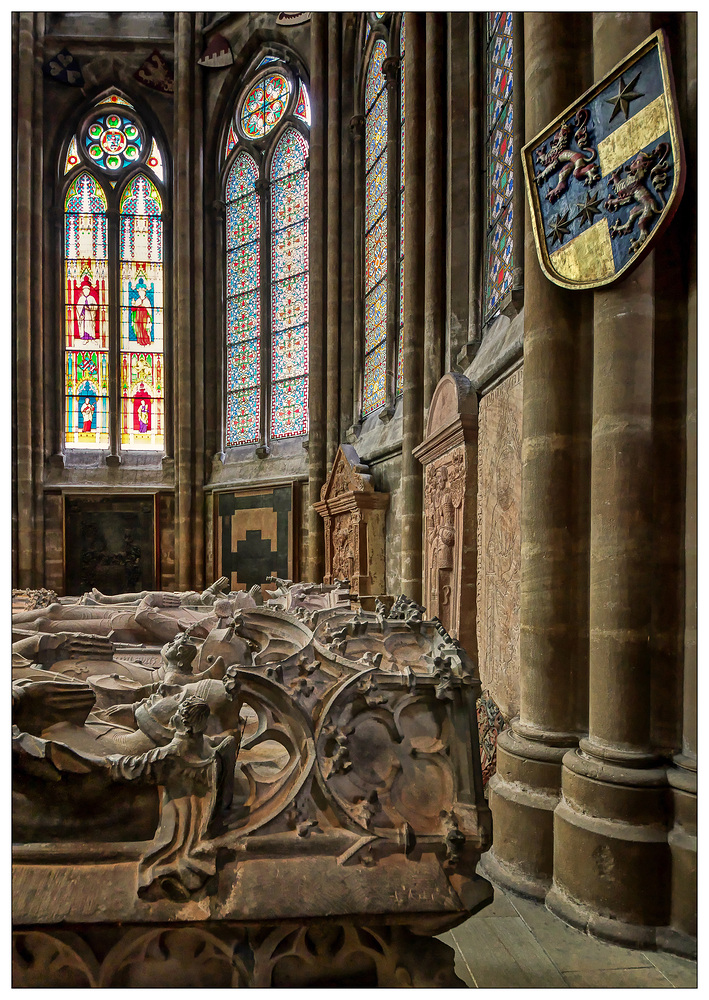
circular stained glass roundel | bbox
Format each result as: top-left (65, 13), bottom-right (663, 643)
top-left (83, 111), bottom-right (144, 171)
top-left (239, 73), bottom-right (291, 139)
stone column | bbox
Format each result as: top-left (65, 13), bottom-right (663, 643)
top-left (14, 12), bottom-right (36, 588)
top-left (399, 13), bottom-right (425, 603)
top-left (548, 12), bottom-right (677, 949)
top-left (349, 113), bottom-right (364, 434)
top-left (481, 12), bottom-right (593, 901)
top-left (191, 11), bottom-right (206, 586)
top-left (339, 14), bottom-right (356, 447)
top-left (423, 14), bottom-right (445, 422)
top-left (445, 14), bottom-right (470, 372)
top-left (307, 12), bottom-right (328, 582)
top-left (326, 12), bottom-right (341, 472)
top-left (31, 13), bottom-right (46, 584)
top-left (173, 12), bottom-right (197, 589)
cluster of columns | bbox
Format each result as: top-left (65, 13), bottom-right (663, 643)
top-left (482, 11), bottom-right (696, 955)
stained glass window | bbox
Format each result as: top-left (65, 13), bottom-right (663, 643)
top-left (64, 173), bottom-right (110, 448)
top-left (240, 73), bottom-right (291, 140)
top-left (363, 39), bottom-right (388, 416)
top-left (397, 14), bottom-right (406, 396)
top-left (119, 175), bottom-right (165, 451)
top-left (271, 128), bottom-right (309, 439)
top-left (61, 94), bottom-right (167, 455)
top-left (224, 63), bottom-right (310, 446)
top-left (484, 12), bottom-right (514, 321)
top-left (226, 152), bottom-right (260, 446)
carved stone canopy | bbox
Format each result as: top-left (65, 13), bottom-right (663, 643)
top-left (313, 446), bottom-right (390, 596)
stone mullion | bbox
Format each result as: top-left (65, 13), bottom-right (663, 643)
top-left (381, 53), bottom-right (399, 422)
top-left (423, 13), bottom-right (445, 423)
top-left (106, 205), bottom-right (121, 465)
top-left (326, 12), bottom-right (342, 469)
top-left (173, 11), bottom-right (195, 589)
top-left (15, 12), bottom-right (36, 587)
top-left (445, 13), bottom-right (470, 372)
top-left (348, 113), bottom-right (364, 434)
top-left (191, 11), bottom-right (205, 587)
top-left (306, 12), bottom-right (328, 582)
top-left (467, 13), bottom-right (482, 350)
top-left (256, 175), bottom-right (270, 457)
top-left (481, 12), bottom-right (593, 903)
top-left (31, 12), bottom-right (46, 583)
top-left (400, 13), bottom-right (425, 603)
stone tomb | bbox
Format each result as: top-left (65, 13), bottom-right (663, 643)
top-left (313, 445), bottom-right (389, 596)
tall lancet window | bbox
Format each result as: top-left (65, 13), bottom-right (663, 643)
top-left (222, 55), bottom-right (311, 448)
top-left (360, 12), bottom-right (405, 418)
top-left (484, 11), bottom-right (514, 321)
top-left (60, 91), bottom-right (168, 453)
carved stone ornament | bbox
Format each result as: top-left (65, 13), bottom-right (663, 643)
top-left (413, 373), bottom-right (478, 656)
top-left (12, 577), bottom-right (492, 987)
top-left (523, 30), bottom-right (685, 289)
top-left (313, 445), bottom-right (389, 596)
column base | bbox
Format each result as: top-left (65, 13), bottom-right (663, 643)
top-left (551, 747), bottom-right (671, 946)
top-left (481, 727), bottom-right (577, 902)
top-left (664, 759), bottom-right (697, 953)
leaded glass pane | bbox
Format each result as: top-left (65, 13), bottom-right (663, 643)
top-left (365, 215), bottom-right (387, 294)
top-left (228, 338), bottom-right (260, 392)
top-left (484, 11), bottom-right (514, 321)
top-left (365, 90), bottom-right (388, 171)
top-left (226, 151), bottom-right (258, 202)
top-left (294, 81), bottom-right (311, 125)
top-left (272, 273), bottom-right (308, 333)
top-left (64, 135), bottom-right (79, 174)
top-left (227, 244), bottom-right (260, 297)
top-left (240, 73), bottom-right (291, 139)
top-left (365, 39), bottom-right (387, 112)
top-left (272, 325), bottom-right (308, 381)
top-left (272, 127), bottom-right (308, 178)
top-left (228, 388), bottom-right (260, 446)
top-left (272, 170), bottom-right (308, 229)
top-left (364, 282), bottom-right (386, 354)
top-left (366, 149), bottom-right (387, 233)
top-left (227, 192), bottom-right (259, 250)
top-left (227, 291), bottom-right (259, 344)
top-left (272, 221), bottom-right (308, 282)
top-left (120, 173), bottom-right (165, 450)
top-left (84, 111), bottom-right (144, 172)
top-left (362, 355), bottom-right (386, 416)
top-left (64, 174), bottom-right (109, 449)
top-left (146, 137), bottom-right (164, 183)
top-left (271, 376), bottom-right (308, 439)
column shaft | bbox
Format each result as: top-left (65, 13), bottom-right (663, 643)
top-left (445, 14), bottom-right (470, 370)
top-left (423, 14), bottom-right (445, 421)
top-left (399, 13), bottom-right (425, 603)
top-left (339, 14), bottom-right (356, 444)
top-left (467, 13), bottom-right (482, 346)
top-left (307, 13), bottom-right (327, 581)
top-left (326, 12), bottom-right (341, 472)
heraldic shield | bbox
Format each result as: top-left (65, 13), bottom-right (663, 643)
top-left (523, 31), bottom-right (684, 290)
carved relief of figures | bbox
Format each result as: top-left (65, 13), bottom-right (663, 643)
top-left (424, 448), bottom-right (465, 634)
top-left (331, 514), bottom-right (354, 582)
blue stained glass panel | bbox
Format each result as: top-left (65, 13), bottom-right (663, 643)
top-left (365, 39), bottom-right (387, 112)
top-left (65, 173), bottom-right (108, 214)
top-left (227, 244), bottom-right (259, 296)
top-left (227, 388), bottom-right (260, 446)
top-left (272, 221), bottom-right (308, 282)
top-left (364, 282), bottom-right (386, 353)
top-left (227, 193), bottom-right (259, 250)
top-left (272, 273), bottom-right (308, 332)
top-left (228, 338), bottom-right (259, 391)
top-left (226, 151), bottom-right (258, 202)
top-left (272, 128), bottom-right (308, 179)
top-left (272, 324), bottom-right (308, 381)
top-left (366, 149), bottom-right (387, 233)
top-left (365, 91), bottom-right (388, 171)
top-left (272, 170), bottom-right (308, 229)
top-left (362, 361), bottom-right (386, 415)
top-left (271, 376), bottom-right (308, 438)
top-left (485, 10), bottom-right (514, 321)
top-left (227, 291), bottom-right (259, 343)
top-left (365, 215), bottom-right (387, 293)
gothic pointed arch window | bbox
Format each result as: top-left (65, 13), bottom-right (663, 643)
top-left (60, 91), bottom-right (168, 453)
top-left (360, 12), bottom-right (405, 419)
top-left (221, 55), bottom-right (311, 449)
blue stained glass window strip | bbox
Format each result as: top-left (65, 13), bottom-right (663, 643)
top-left (272, 221), bottom-right (308, 282)
top-left (365, 39), bottom-right (387, 112)
top-left (227, 291), bottom-right (260, 343)
top-left (362, 358), bottom-right (386, 415)
top-left (364, 282), bottom-right (386, 353)
top-left (227, 243), bottom-right (259, 297)
top-left (272, 324), bottom-right (308, 381)
top-left (485, 11), bottom-right (514, 322)
top-left (227, 193), bottom-right (259, 250)
top-left (365, 91), bottom-right (388, 171)
top-left (365, 149), bottom-right (387, 233)
top-left (226, 152), bottom-right (258, 202)
top-left (272, 128), bottom-right (308, 179)
top-left (365, 214), bottom-right (387, 293)
top-left (272, 170), bottom-right (308, 230)
top-left (227, 338), bottom-right (259, 392)
top-left (271, 376), bottom-right (308, 439)
top-left (227, 388), bottom-right (260, 446)
top-left (272, 273), bottom-right (309, 333)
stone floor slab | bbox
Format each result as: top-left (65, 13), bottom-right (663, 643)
top-left (645, 950), bottom-right (698, 988)
top-left (453, 914), bottom-right (567, 988)
top-left (562, 966), bottom-right (674, 988)
top-left (509, 892), bottom-right (654, 972)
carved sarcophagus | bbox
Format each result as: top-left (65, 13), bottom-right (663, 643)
top-left (12, 588), bottom-right (492, 987)
top-left (313, 445), bottom-right (389, 596)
